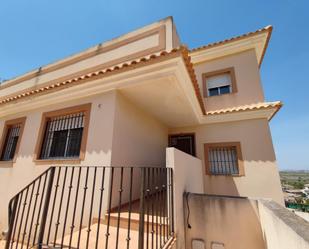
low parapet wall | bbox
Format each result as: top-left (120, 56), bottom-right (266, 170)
top-left (166, 148), bottom-right (204, 249)
top-left (183, 194), bottom-right (265, 249)
top-left (183, 194), bottom-right (309, 249)
top-left (259, 199), bottom-right (309, 249)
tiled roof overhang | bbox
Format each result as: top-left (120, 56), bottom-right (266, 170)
top-left (190, 26), bottom-right (273, 67)
top-left (206, 101), bottom-right (282, 121)
top-left (0, 46), bottom-right (207, 115)
top-left (0, 44), bottom-right (281, 121)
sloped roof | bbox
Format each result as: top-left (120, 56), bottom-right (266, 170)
top-left (0, 46), bottom-right (207, 115)
top-left (0, 45), bottom-right (282, 120)
top-left (0, 25), bottom-right (281, 120)
top-left (190, 26), bottom-right (273, 67)
top-left (206, 101), bottom-right (282, 120)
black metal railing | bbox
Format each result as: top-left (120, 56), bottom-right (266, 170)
top-left (5, 166), bottom-right (174, 249)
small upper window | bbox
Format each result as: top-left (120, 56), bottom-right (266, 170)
top-left (0, 118), bottom-right (26, 162)
top-left (204, 142), bottom-right (244, 176)
top-left (203, 68), bottom-right (237, 97)
top-left (207, 73), bottom-right (232, 96)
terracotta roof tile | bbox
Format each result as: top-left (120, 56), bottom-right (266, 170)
top-left (190, 26), bottom-right (272, 53)
top-left (0, 44), bottom-right (281, 120)
top-left (0, 46), bottom-right (206, 115)
top-left (190, 26), bottom-right (273, 67)
top-left (206, 101), bottom-right (282, 120)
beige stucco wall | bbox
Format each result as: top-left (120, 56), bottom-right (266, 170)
top-left (258, 200), bottom-right (309, 249)
top-left (166, 148), bottom-right (204, 249)
top-left (194, 49), bottom-right (265, 111)
top-left (0, 90), bottom-right (170, 238)
top-left (295, 211), bottom-right (309, 222)
top-left (183, 196), bottom-right (309, 249)
top-left (184, 194), bottom-right (266, 249)
top-left (111, 92), bottom-right (168, 167)
top-left (169, 118), bottom-right (284, 205)
top-left (0, 91), bottom-right (118, 232)
top-left (110, 92), bottom-right (168, 206)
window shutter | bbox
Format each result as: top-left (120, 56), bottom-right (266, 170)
top-left (207, 73), bottom-right (231, 89)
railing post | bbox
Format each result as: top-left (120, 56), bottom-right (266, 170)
top-left (170, 169), bottom-right (175, 235)
top-left (37, 167), bottom-right (55, 249)
top-left (138, 168), bottom-right (146, 249)
top-left (5, 196), bottom-right (19, 249)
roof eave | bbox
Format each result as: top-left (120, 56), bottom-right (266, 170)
top-left (200, 101), bottom-right (282, 124)
top-left (189, 26), bottom-right (273, 67)
top-left (0, 47), bottom-right (207, 122)
top-left (258, 26), bottom-right (273, 68)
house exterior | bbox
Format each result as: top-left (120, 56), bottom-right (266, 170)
top-left (0, 17), bottom-right (301, 249)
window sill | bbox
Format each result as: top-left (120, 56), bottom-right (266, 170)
top-left (0, 161), bottom-right (14, 168)
top-left (33, 158), bottom-right (82, 165)
top-left (205, 92), bottom-right (237, 98)
top-left (206, 174), bottom-right (244, 177)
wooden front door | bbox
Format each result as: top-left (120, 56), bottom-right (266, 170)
top-left (168, 134), bottom-right (196, 156)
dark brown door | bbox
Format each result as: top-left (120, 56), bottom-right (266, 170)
top-left (168, 134), bottom-right (196, 156)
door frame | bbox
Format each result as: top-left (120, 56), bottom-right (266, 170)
top-left (168, 133), bottom-right (196, 157)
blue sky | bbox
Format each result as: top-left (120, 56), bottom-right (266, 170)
top-left (0, 0), bottom-right (308, 170)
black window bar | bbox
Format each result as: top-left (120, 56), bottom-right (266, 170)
top-left (40, 112), bottom-right (84, 159)
top-left (208, 146), bottom-right (239, 175)
top-left (0, 124), bottom-right (21, 161)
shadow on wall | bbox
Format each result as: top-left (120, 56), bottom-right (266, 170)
top-left (16, 92), bottom-right (117, 162)
top-left (0, 91), bottom-right (169, 232)
top-left (3, 93), bottom-right (117, 199)
top-left (204, 176), bottom-right (240, 197)
top-left (171, 118), bottom-right (281, 201)
top-left (0, 93), bottom-right (115, 233)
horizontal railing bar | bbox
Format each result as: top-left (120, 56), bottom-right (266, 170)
top-left (10, 166), bottom-right (167, 199)
top-left (10, 169), bottom-right (51, 200)
top-left (51, 165), bottom-right (166, 169)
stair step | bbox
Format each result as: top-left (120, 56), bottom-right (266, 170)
top-left (31, 245), bottom-right (78, 249)
top-left (93, 212), bottom-right (169, 232)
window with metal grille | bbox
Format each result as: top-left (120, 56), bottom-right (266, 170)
top-left (40, 112), bottom-right (85, 159)
top-left (208, 146), bottom-right (239, 175)
top-left (204, 143), bottom-right (243, 176)
top-left (1, 124), bottom-right (22, 161)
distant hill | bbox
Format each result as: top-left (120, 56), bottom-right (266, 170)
top-left (280, 170), bottom-right (309, 173)
top-left (280, 170), bottom-right (309, 189)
